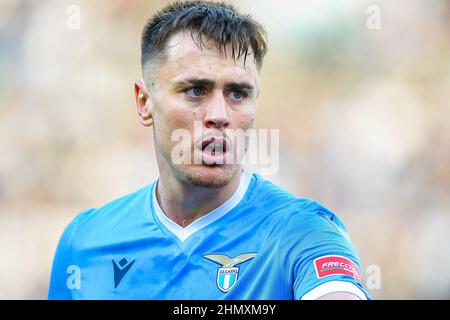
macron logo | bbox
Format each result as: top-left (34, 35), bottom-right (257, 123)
top-left (112, 258), bottom-right (135, 289)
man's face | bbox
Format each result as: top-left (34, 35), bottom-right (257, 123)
top-left (140, 31), bottom-right (260, 188)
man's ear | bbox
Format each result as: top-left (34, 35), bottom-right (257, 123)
top-left (134, 80), bottom-right (153, 127)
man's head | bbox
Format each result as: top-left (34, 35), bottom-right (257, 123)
top-left (135, 1), bottom-right (268, 188)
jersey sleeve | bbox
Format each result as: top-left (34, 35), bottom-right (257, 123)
top-left (280, 201), bottom-right (370, 300)
top-left (48, 209), bottom-right (92, 300)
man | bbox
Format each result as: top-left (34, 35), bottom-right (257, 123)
top-left (49, 1), bottom-right (369, 300)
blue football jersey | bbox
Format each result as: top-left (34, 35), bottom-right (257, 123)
top-left (48, 170), bottom-right (370, 300)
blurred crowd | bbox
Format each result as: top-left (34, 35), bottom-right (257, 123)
top-left (0, 0), bottom-right (449, 299)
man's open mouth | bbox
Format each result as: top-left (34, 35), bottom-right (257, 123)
top-left (201, 137), bottom-right (228, 155)
top-left (199, 136), bottom-right (230, 164)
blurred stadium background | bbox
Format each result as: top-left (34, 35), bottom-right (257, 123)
top-left (1, 0), bottom-right (449, 299)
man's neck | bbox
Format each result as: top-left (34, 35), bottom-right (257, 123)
top-left (155, 168), bottom-right (243, 228)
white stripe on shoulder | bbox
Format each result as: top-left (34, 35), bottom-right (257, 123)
top-left (300, 281), bottom-right (368, 300)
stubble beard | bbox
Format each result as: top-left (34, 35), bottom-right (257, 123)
top-left (182, 164), bottom-right (236, 189)
top-left (167, 161), bottom-right (236, 189)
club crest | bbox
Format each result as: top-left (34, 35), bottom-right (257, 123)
top-left (204, 253), bottom-right (257, 292)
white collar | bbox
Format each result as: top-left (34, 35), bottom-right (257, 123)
top-left (152, 170), bottom-right (252, 242)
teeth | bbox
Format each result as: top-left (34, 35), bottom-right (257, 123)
top-left (213, 143), bottom-right (224, 153)
top-left (203, 141), bottom-right (225, 154)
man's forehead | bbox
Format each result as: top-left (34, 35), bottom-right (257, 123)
top-left (166, 31), bottom-right (206, 56)
top-left (161, 31), bottom-right (259, 77)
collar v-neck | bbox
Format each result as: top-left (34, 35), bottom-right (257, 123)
top-left (152, 170), bottom-right (252, 243)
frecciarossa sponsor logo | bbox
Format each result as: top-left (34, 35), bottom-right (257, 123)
top-left (314, 255), bottom-right (361, 282)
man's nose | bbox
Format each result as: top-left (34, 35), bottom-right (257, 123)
top-left (203, 92), bottom-right (230, 129)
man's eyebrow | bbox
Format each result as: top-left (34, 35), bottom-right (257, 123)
top-left (224, 82), bottom-right (255, 91)
top-left (174, 78), bottom-right (215, 88)
top-left (173, 79), bottom-right (255, 91)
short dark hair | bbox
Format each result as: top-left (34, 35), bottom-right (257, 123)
top-left (141, 1), bottom-right (268, 73)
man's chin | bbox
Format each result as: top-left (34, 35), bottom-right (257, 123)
top-left (180, 164), bottom-right (236, 189)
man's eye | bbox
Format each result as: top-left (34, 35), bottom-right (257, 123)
top-left (228, 90), bottom-right (247, 101)
top-left (185, 87), bottom-right (205, 97)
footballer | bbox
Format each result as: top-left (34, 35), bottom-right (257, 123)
top-left (49, 1), bottom-right (369, 300)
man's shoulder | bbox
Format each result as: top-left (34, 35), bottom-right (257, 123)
top-left (250, 172), bottom-right (306, 207)
top-left (250, 173), bottom-right (323, 213)
top-left (63, 183), bottom-right (154, 241)
top-left (250, 173), bottom-right (347, 233)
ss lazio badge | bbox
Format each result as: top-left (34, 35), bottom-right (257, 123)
top-left (204, 253), bottom-right (257, 292)
top-left (217, 267), bottom-right (239, 292)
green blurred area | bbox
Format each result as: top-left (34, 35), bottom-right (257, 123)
top-left (0, 0), bottom-right (449, 299)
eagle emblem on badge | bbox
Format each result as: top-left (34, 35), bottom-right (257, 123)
top-left (204, 253), bottom-right (257, 292)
